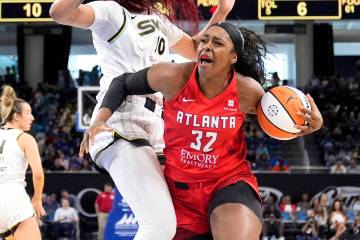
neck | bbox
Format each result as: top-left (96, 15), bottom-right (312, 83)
top-left (3, 122), bottom-right (18, 129)
top-left (198, 70), bottom-right (232, 99)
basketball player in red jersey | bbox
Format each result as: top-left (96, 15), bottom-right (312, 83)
top-left (82, 22), bottom-right (323, 239)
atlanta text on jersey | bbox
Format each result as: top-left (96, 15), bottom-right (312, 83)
top-left (176, 111), bottom-right (237, 129)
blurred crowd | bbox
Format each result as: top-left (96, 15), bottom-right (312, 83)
top-left (305, 61), bottom-right (360, 174)
top-left (39, 190), bottom-right (79, 239)
top-left (4, 63), bottom-right (360, 174)
top-left (261, 193), bottom-right (360, 240)
top-left (245, 117), bottom-right (288, 172)
top-left (0, 66), bottom-right (94, 172)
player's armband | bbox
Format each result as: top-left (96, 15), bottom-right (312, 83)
top-left (100, 67), bottom-right (155, 112)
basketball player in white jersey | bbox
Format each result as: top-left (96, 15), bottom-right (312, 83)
top-left (0, 85), bottom-right (46, 240)
top-left (50, 0), bottom-right (234, 239)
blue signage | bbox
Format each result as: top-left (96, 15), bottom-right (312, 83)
top-left (104, 189), bottom-right (138, 239)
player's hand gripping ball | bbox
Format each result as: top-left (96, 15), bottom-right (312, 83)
top-left (257, 86), bottom-right (313, 140)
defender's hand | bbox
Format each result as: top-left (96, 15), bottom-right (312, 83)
top-left (79, 121), bottom-right (113, 157)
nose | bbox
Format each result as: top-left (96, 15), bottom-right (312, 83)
top-left (201, 45), bottom-right (211, 54)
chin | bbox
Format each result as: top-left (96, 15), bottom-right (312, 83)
top-left (198, 65), bottom-right (213, 76)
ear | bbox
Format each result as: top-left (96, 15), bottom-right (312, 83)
top-left (231, 52), bottom-right (238, 65)
top-left (13, 112), bottom-right (21, 121)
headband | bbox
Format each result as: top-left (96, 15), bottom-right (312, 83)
top-left (211, 22), bottom-right (244, 54)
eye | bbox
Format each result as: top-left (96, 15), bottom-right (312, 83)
top-left (214, 41), bottom-right (223, 46)
top-left (200, 38), bottom-right (207, 43)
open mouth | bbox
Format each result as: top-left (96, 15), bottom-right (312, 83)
top-left (199, 54), bottom-right (213, 65)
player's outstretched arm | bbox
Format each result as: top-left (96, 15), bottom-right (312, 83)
top-left (171, 0), bottom-right (235, 60)
top-left (79, 62), bottom-right (193, 156)
top-left (50, 0), bottom-right (95, 28)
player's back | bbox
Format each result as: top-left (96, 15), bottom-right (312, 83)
top-left (87, 1), bottom-right (181, 100)
top-left (0, 128), bottom-right (28, 186)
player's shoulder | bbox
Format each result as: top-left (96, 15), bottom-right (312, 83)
top-left (87, 0), bottom-right (122, 10)
top-left (236, 72), bottom-right (263, 93)
top-left (165, 62), bottom-right (194, 81)
top-left (17, 132), bottom-right (36, 144)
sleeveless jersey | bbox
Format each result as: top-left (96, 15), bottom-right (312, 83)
top-left (0, 128), bottom-right (28, 186)
top-left (163, 64), bottom-right (254, 183)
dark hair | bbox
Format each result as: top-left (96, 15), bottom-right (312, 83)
top-left (114, 0), bottom-right (200, 32)
top-left (234, 27), bottom-right (268, 86)
top-left (209, 23), bottom-right (268, 85)
top-left (0, 85), bottom-right (27, 124)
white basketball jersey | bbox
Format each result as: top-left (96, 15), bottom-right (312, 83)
top-left (87, 1), bottom-right (183, 103)
top-left (0, 128), bottom-right (28, 186)
top-left (86, 1), bottom-right (184, 158)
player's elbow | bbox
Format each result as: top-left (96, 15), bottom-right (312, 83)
top-left (49, 4), bottom-right (73, 24)
top-left (32, 169), bottom-right (44, 181)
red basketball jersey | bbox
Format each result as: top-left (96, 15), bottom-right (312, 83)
top-left (163, 64), bottom-right (256, 187)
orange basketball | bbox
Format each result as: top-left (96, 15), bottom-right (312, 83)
top-left (257, 86), bottom-right (311, 140)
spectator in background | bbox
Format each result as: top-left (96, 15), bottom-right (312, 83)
top-left (347, 213), bottom-right (360, 240)
top-left (256, 142), bottom-right (271, 162)
top-left (43, 193), bottom-right (60, 222)
top-left (61, 190), bottom-right (77, 208)
top-left (328, 199), bottom-right (347, 240)
top-left (353, 195), bottom-right (360, 215)
top-left (330, 160), bottom-right (347, 174)
top-left (4, 66), bottom-right (16, 85)
top-left (95, 183), bottom-right (114, 240)
top-left (297, 213), bottom-right (318, 240)
top-left (269, 157), bottom-right (289, 172)
top-left (347, 158), bottom-right (360, 174)
top-left (298, 193), bottom-right (311, 214)
top-left (319, 193), bottom-right (331, 212)
top-left (262, 196), bottom-right (285, 240)
top-left (279, 195), bottom-right (298, 222)
top-left (313, 204), bottom-right (328, 239)
top-left (53, 198), bottom-right (79, 240)
top-left (271, 72), bottom-right (281, 87)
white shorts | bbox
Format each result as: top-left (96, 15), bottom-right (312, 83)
top-left (0, 183), bottom-right (35, 234)
top-left (89, 95), bottom-right (165, 160)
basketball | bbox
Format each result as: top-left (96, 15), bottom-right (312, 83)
top-left (257, 86), bottom-right (311, 140)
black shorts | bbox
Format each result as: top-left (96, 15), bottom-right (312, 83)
top-left (208, 181), bottom-right (262, 222)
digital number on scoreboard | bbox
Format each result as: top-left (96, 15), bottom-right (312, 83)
top-left (0, 0), bottom-right (53, 22)
top-left (259, 0), bottom-right (342, 20)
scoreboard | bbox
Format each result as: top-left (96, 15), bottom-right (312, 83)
top-left (0, 0), bottom-right (53, 22)
top-left (258, 0), bottom-right (360, 20)
top-left (0, 0), bottom-right (360, 22)
top-left (198, 0), bottom-right (360, 20)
